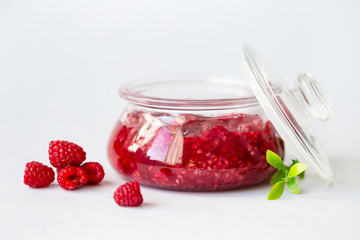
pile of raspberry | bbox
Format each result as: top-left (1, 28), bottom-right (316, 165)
top-left (24, 140), bottom-right (105, 190)
top-left (24, 140), bottom-right (143, 207)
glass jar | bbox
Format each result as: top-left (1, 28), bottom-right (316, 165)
top-left (108, 77), bottom-right (285, 190)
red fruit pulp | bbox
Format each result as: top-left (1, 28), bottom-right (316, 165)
top-left (108, 111), bottom-right (284, 190)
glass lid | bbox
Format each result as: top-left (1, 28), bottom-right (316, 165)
top-left (241, 45), bottom-right (334, 181)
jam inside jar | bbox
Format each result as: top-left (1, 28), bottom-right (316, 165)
top-left (108, 77), bottom-right (284, 190)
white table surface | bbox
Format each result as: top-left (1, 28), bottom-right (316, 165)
top-left (1, 1), bottom-right (360, 239)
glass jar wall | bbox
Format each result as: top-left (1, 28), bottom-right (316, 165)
top-left (108, 78), bottom-right (284, 190)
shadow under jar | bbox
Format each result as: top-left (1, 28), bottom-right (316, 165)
top-left (108, 77), bottom-right (284, 191)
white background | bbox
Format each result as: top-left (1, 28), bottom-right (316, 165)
top-left (1, 0), bottom-right (359, 239)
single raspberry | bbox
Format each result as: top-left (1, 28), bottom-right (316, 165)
top-left (24, 161), bottom-right (55, 188)
top-left (113, 181), bottom-right (143, 207)
top-left (57, 166), bottom-right (89, 190)
top-left (81, 162), bottom-right (105, 185)
top-left (49, 140), bottom-right (86, 169)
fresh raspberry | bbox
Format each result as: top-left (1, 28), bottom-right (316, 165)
top-left (81, 162), bottom-right (105, 185)
top-left (57, 166), bottom-right (89, 190)
top-left (113, 181), bottom-right (143, 207)
top-left (24, 161), bottom-right (55, 188)
top-left (49, 140), bottom-right (86, 169)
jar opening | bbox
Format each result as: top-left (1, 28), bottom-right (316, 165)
top-left (119, 77), bottom-right (259, 110)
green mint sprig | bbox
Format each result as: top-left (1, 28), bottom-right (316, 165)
top-left (266, 150), bottom-right (308, 200)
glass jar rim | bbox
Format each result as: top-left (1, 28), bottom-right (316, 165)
top-left (119, 76), bottom-right (262, 110)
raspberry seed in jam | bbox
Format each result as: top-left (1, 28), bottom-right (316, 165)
top-left (108, 111), bottom-right (284, 191)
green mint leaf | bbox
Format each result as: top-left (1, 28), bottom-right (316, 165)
top-left (288, 163), bottom-right (308, 178)
top-left (291, 159), bottom-right (305, 179)
top-left (267, 158), bottom-right (307, 200)
top-left (287, 177), bottom-right (299, 194)
top-left (298, 171), bottom-right (305, 180)
top-left (266, 150), bottom-right (287, 172)
top-left (267, 180), bottom-right (286, 200)
top-left (291, 159), bottom-right (300, 165)
top-left (270, 170), bottom-right (285, 185)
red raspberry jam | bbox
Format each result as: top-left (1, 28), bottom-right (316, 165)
top-left (108, 111), bottom-right (284, 190)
